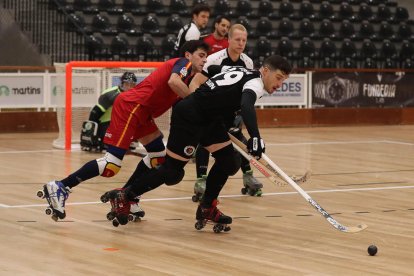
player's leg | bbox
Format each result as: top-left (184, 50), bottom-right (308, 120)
top-left (192, 146), bottom-right (209, 202)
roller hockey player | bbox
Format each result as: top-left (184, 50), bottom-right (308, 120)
top-left (80, 72), bottom-right (137, 152)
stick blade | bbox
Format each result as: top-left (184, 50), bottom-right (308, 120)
top-left (344, 224), bottom-right (368, 233)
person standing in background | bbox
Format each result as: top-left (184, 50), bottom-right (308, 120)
top-left (202, 15), bottom-right (231, 55)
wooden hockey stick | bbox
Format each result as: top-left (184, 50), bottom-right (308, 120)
top-left (229, 134), bottom-right (367, 233)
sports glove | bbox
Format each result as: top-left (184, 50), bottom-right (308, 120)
top-left (247, 137), bottom-right (265, 160)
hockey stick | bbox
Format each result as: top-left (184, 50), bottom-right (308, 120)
top-left (229, 134), bottom-right (367, 233)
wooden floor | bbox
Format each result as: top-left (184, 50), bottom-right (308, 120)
top-left (1, 125), bottom-right (414, 275)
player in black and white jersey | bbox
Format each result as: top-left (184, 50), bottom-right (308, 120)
top-left (102, 55), bottom-right (292, 230)
top-left (174, 4), bottom-right (210, 55)
top-left (189, 24), bottom-right (263, 201)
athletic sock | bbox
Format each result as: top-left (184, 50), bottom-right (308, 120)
top-left (202, 162), bottom-right (228, 207)
top-left (196, 147), bottom-right (209, 177)
top-left (60, 160), bottom-right (100, 188)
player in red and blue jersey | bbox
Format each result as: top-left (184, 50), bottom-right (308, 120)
top-left (39, 40), bottom-right (209, 222)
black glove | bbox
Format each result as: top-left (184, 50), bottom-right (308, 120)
top-left (247, 137), bottom-right (265, 160)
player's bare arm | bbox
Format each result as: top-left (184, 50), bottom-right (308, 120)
top-left (189, 72), bottom-right (208, 92)
top-left (168, 73), bottom-right (192, 98)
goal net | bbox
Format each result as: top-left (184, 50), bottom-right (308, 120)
top-left (52, 61), bottom-right (169, 151)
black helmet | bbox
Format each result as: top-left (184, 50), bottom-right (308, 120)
top-left (121, 72), bottom-right (137, 84)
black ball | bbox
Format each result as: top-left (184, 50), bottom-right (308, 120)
top-left (368, 245), bottom-right (378, 256)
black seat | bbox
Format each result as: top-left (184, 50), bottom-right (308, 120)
top-left (165, 14), bottom-right (183, 35)
top-left (251, 36), bottom-right (272, 65)
top-left (339, 19), bottom-right (356, 40)
top-left (318, 19), bottom-right (336, 39)
top-left (279, 0), bottom-right (295, 19)
top-left (357, 20), bottom-right (376, 40)
top-left (338, 2), bottom-right (357, 22)
top-left (361, 58), bottom-right (378, 69)
top-left (276, 37), bottom-right (294, 60)
top-left (340, 38), bottom-right (357, 59)
top-left (297, 37), bottom-right (316, 60)
top-left (169, 0), bottom-right (190, 16)
top-left (136, 34), bottom-right (158, 60)
top-left (111, 35), bottom-right (132, 59)
top-left (359, 39), bottom-right (378, 60)
top-left (342, 57), bottom-right (357, 68)
top-left (394, 6), bottom-right (409, 22)
top-left (123, 0), bottom-right (145, 15)
top-left (318, 1), bottom-right (335, 20)
top-left (141, 14), bottom-right (161, 36)
top-left (376, 3), bottom-right (392, 22)
top-left (146, 0), bottom-right (168, 15)
top-left (91, 13), bottom-right (117, 35)
top-left (214, 0), bottom-right (235, 18)
top-left (278, 17), bottom-right (294, 38)
top-left (66, 13), bottom-right (91, 34)
top-left (401, 58), bottom-right (414, 69)
top-left (98, 0), bottom-right (123, 14)
top-left (86, 35), bottom-right (106, 60)
top-left (378, 21), bottom-right (395, 41)
top-left (383, 58), bottom-right (397, 69)
top-left (236, 0), bottom-right (256, 18)
top-left (298, 18), bottom-right (316, 38)
top-left (161, 34), bottom-right (177, 60)
top-left (117, 14), bottom-right (140, 36)
top-left (358, 3), bottom-right (374, 21)
top-left (73, 0), bottom-right (98, 14)
top-left (397, 22), bottom-right (413, 42)
top-left (380, 39), bottom-right (398, 60)
top-left (235, 16), bottom-right (255, 37)
top-left (257, 0), bottom-right (277, 19)
top-left (320, 57), bottom-right (337, 68)
top-left (256, 17), bottom-right (277, 39)
top-left (319, 37), bottom-right (337, 59)
top-left (399, 40), bottom-right (414, 62)
top-left (299, 0), bottom-right (316, 20)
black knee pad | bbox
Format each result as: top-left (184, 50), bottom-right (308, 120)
top-left (160, 156), bottom-right (186, 186)
top-left (212, 144), bottom-right (241, 176)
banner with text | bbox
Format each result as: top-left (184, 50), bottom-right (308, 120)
top-left (0, 74), bottom-right (45, 108)
top-left (312, 72), bottom-right (414, 107)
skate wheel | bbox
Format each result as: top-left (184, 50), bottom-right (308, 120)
top-left (194, 221), bottom-right (204, 230)
top-left (224, 226), bottom-right (231, 232)
top-left (100, 193), bottom-right (109, 203)
top-left (191, 195), bottom-right (198, 202)
top-left (118, 215), bottom-right (129, 225)
top-left (51, 214), bottom-right (58, 222)
top-left (107, 212), bottom-right (115, 221)
top-left (255, 190), bottom-right (263, 197)
top-left (241, 187), bottom-right (247, 195)
top-left (128, 214), bottom-right (136, 222)
top-left (45, 208), bottom-right (52, 215)
top-left (112, 219), bottom-right (120, 227)
top-left (36, 190), bottom-right (44, 198)
top-left (213, 224), bottom-right (224, 233)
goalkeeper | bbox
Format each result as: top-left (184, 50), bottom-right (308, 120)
top-left (80, 72), bottom-right (137, 152)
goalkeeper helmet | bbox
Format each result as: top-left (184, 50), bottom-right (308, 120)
top-left (121, 72), bottom-right (137, 84)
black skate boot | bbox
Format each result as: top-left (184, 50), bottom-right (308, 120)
top-left (194, 199), bottom-right (232, 233)
top-left (241, 170), bottom-right (263, 196)
top-left (101, 188), bottom-right (130, 227)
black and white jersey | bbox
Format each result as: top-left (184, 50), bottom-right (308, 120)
top-left (193, 66), bottom-right (266, 121)
top-left (201, 48), bottom-right (254, 77)
top-left (174, 22), bottom-right (200, 52)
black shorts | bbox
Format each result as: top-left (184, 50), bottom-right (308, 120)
top-left (167, 97), bottom-right (229, 159)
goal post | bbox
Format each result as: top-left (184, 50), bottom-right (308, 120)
top-left (54, 61), bottom-right (164, 151)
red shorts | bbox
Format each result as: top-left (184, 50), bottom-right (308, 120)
top-left (103, 95), bottom-right (158, 150)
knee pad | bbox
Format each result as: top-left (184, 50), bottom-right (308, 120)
top-left (212, 144), bottom-right (241, 176)
top-left (142, 135), bottom-right (166, 169)
top-left (160, 156), bottom-right (186, 185)
top-left (96, 152), bottom-right (122, 177)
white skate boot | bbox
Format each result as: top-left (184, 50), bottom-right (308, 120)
top-left (37, 181), bottom-right (71, 221)
top-left (128, 200), bottom-right (145, 222)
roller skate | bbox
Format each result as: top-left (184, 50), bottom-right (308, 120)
top-left (191, 175), bottom-right (207, 202)
top-left (194, 199), bottom-right (232, 233)
top-left (241, 170), bottom-right (263, 196)
top-left (100, 188), bottom-right (130, 227)
top-left (36, 181), bottom-right (71, 221)
top-left (128, 198), bottom-right (145, 222)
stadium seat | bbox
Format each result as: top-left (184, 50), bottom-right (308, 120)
top-left (359, 39), bottom-right (378, 60)
top-left (85, 35), bottom-right (107, 60)
top-left (277, 18), bottom-right (294, 38)
top-left (338, 19), bottom-right (356, 40)
top-left (340, 38), bottom-right (357, 59)
top-left (98, 0), bottom-right (123, 14)
top-left (117, 14), bottom-right (140, 36)
top-left (66, 13), bottom-right (90, 34)
top-left (146, 0), bottom-right (168, 15)
top-left (214, 0), bottom-right (235, 18)
top-left (297, 57), bottom-right (315, 69)
top-left (380, 39), bottom-right (398, 60)
top-left (298, 18), bottom-right (316, 38)
top-left (169, 0), bottom-right (190, 16)
top-left (257, 0), bottom-right (277, 19)
top-left (298, 0), bottom-right (316, 20)
top-left (357, 3), bottom-right (374, 21)
top-left (396, 22), bottom-right (413, 42)
top-left (401, 58), bottom-right (414, 69)
top-left (276, 37), bottom-right (295, 60)
top-left (255, 18), bottom-right (277, 39)
top-left (399, 40), bottom-right (414, 62)
top-left (297, 37), bottom-right (316, 59)
top-left (357, 20), bottom-right (376, 40)
top-left (378, 21), bottom-right (395, 41)
top-left (342, 57), bottom-right (357, 68)
top-left (319, 57), bottom-right (337, 68)
top-left (394, 6), bottom-right (409, 22)
top-left (160, 34), bottom-right (177, 60)
top-left (165, 14), bottom-right (184, 35)
top-left (278, 0), bottom-right (295, 19)
top-left (318, 1), bottom-right (335, 21)
top-left (252, 36), bottom-right (272, 59)
top-left (91, 13), bottom-right (117, 35)
top-left (338, 2), bottom-right (357, 22)
top-left (136, 34), bottom-right (158, 61)
top-left (318, 19), bottom-right (336, 39)
top-left (73, 0), bottom-right (98, 14)
top-left (123, 0), bottom-right (145, 15)
top-left (383, 58), bottom-right (397, 69)
top-left (235, 16), bottom-right (255, 37)
top-left (319, 37), bottom-right (337, 59)
top-left (236, 0), bottom-right (256, 19)
top-left (361, 57), bottom-right (378, 69)
top-left (376, 3), bottom-right (392, 22)
top-left (141, 14), bottom-right (161, 36)
top-left (110, 35), bottom-right (133, 59)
